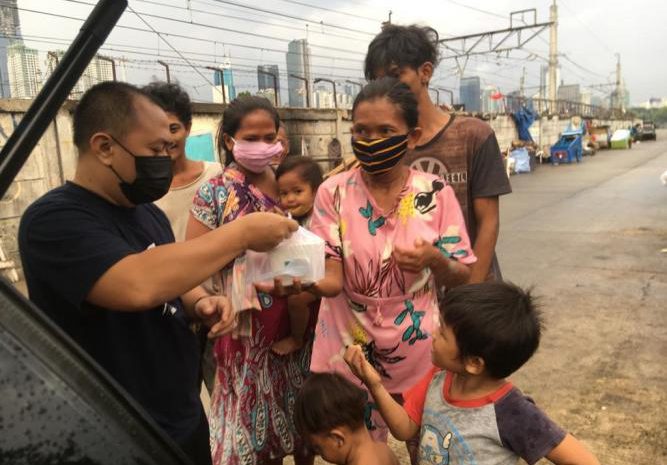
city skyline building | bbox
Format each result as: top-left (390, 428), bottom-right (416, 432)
top-left (8, 41), bottom-right (40, 98)
top-left (257, 64), bottom-right (280, 92)
top-left (46, 52), bottom-right (114, 98)
top-left (557, 82), bottom-right (581, 103)
top-left (0, 0), bottom-right (22, 97)
top-left (286, 39), bottom-right (312, 108)
top-left (211, 57), bottom-right (236, 104)
top-left (459, 76), bottom-right (481, 112)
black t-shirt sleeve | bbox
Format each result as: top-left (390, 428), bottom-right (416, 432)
top-left (495, 389), bottom-right (567, 464)
top-left (470, 133), bottom-right (512, 199)
top-left (21, 204), bottom-right (134, 308)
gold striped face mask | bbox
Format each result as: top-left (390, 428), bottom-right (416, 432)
top-left (351, 134), bottom-right (409, 174)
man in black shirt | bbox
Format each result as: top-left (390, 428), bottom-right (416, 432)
top-left (18, 82), bottom-right (297, 464)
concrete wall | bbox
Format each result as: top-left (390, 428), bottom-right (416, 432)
top-left (0, 98), bottom-right (635, 279)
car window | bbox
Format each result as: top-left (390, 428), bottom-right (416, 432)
top-left (0, 279), bottom-right (191, 465)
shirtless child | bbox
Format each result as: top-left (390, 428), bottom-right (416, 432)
top-left (294, 373), bottom-right (399, 465)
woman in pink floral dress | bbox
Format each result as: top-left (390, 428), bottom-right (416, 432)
top-left (307, 78), bottom-right (477, 449)
top-left (186, 97), bottom-right (311, 465)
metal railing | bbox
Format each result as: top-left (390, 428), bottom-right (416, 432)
top-left (500, 95), bottom-right (627, 119)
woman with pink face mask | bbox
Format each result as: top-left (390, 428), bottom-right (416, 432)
top-left (186, 97), bottom-right (313, 465)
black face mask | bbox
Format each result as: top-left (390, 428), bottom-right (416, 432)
top-left (108, 135), bottom-right (173, 205)
top-left (351, 134), bottom-right (409, 174)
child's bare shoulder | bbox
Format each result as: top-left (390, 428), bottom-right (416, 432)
top-left (370, 442), bottom-right (400, 465)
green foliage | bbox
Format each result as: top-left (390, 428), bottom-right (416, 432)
top-left (629, 107), bottom-right (667, 126)
top-left (237, 91), bottom-right (252, 98)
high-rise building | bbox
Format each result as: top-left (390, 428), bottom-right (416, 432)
top-left (580, 90), bottom-right (592, 106)
top-left (212, 58), bottom-right (236, 104)
top-left (46, 52), bottom-right (114, 98)
top-left (557, 82), bottom-right (580, 103)
top-left (257, 65), bottom-right (279, 91)
top-left (7, 42), bottom-right (40, 98)
top-left (286, 39), bottom-right (312, 108)
top-left (459, 76), bottom-right (481, 112)
top-left (0, 0), bottom-right (22, 97)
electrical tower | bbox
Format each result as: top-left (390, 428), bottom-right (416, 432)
top-left (438, 8), bottom-right (554, 77)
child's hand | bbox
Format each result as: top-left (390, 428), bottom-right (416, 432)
top-left (344, 345), bottom-right (382, 390)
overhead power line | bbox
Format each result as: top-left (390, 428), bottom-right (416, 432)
top-left (560, 54), bottom-right (607, 79)
top-left (32, 37), bottom-right (367, 77)
top-left (558, 0), bottom-right (614, 54)
top-left (443, 0), bottom-right (506, 20)
top-left (13, 5), bottom-right (366, 64)
top-left (204, 0), bottom-right (378, 37)
top-left (133, 0), bottom-right (372, 42)
top-left (62, 0), bottom-right (368, 57)
top-left (125, 3), bottom-right (221, 96)
top-left (273, 0), bottom-right (380, 22)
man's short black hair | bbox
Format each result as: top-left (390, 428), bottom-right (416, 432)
top-left (441, 282), bottom-right (542, 379)
top-left (365, 24), bottom-right (440, 80)
top-left (294, 373), bottom-right (367, 436)
top-left (142, 81), bottom-right (192, 126)
top-left (72, 81), bottom-right (152, 151)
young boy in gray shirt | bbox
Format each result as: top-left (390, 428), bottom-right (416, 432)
top-left (345, 282), bottom-right (600, 465)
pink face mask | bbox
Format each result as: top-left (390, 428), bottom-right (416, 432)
top-left (232, 138), bottom-right (284, 173)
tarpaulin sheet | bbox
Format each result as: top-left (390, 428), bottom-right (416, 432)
top-left (512, 107), bottom-right (538, 142)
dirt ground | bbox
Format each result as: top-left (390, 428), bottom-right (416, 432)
top-left (495, 133), bottom-right (667, 465)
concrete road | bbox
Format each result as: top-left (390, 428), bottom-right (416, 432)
top-left (498, 132), bottom-right (667, 465)
top-left (294, 133), bottom-right (667, 465)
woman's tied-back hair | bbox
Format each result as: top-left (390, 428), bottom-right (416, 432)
top-left (294, 373), bottom-right (367, 436)
top-left (365, 24), bottom-right (440, 80)
top-left (217, 96), bottom-right (280, 166)
top-left (352, 77), bottom-right (419, 130)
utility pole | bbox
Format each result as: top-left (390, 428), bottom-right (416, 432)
top-left (157, 60), bottom-right (170, 83)
top-left (289, 74), bottom-right (310, 108)
top-left (98, 56), bottom-right (116, 81)
top-left (381, 10), bottom-right (392, 30)
top-left (206, 66), bottom-right (226, 104)
top-left (519, 66), bottom-right (526, 98)
top-left (437, 88), bottom-right (454, 106)
top-left (548, 0), bottom-right (558, 112)
top-left (258, 69), bottom-right (279, 107)
top-left (614, 53), bottom-right (624, 114)
top-left (314, 78), bottom-right (337, 109)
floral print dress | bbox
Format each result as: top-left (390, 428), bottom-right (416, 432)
top-left (191, 163), bottom-right (309, 465)
top-left (308, 168), bottom-right (476, 439)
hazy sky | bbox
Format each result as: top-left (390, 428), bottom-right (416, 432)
top-left (15, 0), bottom-right (667, 105)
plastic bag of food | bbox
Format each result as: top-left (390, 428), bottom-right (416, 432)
top-left (245, 226), bottom-right (325, 287)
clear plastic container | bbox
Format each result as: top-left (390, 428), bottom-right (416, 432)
top-left (246, 226), bottom-right (325, 286)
